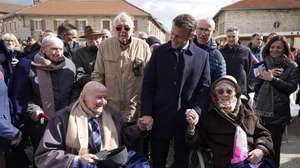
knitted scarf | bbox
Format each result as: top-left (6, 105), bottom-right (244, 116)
top-left (213, 97), bottom-right (241, 122)
top-left (254, 56), bottom-right (285, 117)
top-left (65, 97), bottom-right (119, 155)
top-left (32, 52), bottom-right (65, 119)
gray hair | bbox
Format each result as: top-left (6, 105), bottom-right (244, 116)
top-left (113, 12), bottom-right (134, 28)
top-left (41, 35), bottom-right (63, 48)
top-left (197, 18), bottom-right (216, 30)
top-left (173, 14), bottom-right (196, 32)
top-left (226, 26), bottom-right (239, 34)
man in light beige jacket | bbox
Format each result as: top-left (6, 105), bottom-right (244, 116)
top-left (93, 12), bottom-right (151, 122)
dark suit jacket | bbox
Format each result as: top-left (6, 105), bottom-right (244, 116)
top-left (141, 41), bottom-right (211, 138)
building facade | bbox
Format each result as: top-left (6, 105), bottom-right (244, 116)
top-left (213, 0), bottom-right (300, 47)
top-left (1, 0), bottom-right (167, 42)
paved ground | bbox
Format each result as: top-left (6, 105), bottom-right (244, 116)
top-left (280, 117), bottom-right (300, 168)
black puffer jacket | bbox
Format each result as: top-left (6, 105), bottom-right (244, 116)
top-left (254, 61), bottom-right (298, 125)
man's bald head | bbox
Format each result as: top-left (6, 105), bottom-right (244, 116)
top-left (81, 81), bottom-right (108, 115)
top-left (81, 81), bottom-right (107, 98)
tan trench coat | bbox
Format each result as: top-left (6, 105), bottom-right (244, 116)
top-left (93, 37), bottom-right (151, 121)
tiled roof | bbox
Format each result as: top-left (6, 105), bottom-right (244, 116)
top-left (16, 0), bottom-right (151, 16)
top-left (0, 2), bottom-right (26, 14)
top-left (222, 0), bottom-right (300, 10)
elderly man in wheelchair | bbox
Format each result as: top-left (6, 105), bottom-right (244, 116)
top-left (185, 76), bottom-right (276, 168)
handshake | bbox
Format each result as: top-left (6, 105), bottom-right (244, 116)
top-left (137, 115), bottom-right (153, 131)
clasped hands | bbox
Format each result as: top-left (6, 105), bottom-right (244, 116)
top-left (137, 108), bottom-right (199, 131)
top-left (138, 115), bottom-right (153, 131)
top-left (260, 68), bottom-right (283, 81)
top-left (185, 109), bottom-right (199, 129)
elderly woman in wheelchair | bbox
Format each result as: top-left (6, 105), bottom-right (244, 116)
top-left (185, 76), bottom-right (275, 168)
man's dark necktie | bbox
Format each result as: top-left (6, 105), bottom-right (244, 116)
top-left (174, 49), bottom-right (185, 110)
top-left (89, 117), bottom-right (102, 153)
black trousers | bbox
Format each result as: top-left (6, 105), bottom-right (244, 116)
top-left (264, 124), bottom-right (286, 168)
top-left (151, 133), bottom-right (189, 168)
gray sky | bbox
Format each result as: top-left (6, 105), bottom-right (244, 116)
top-left (0, 0), bottom-right (239, 30)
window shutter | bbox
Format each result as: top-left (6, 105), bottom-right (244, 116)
top-left (41, 19), bottom-right (46, 31)
top-left (102, 20), bottom-right (110, 30)
top-left (134, 20), bottom-right (138, 31)
top-left (30, 20), bottom-right (34, 31)
top-left (75, 20), bottom-right (79, 29)
top-left (54, 20), bottom-right (57, 31)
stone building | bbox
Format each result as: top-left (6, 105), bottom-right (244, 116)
top-left (1, 0), bottom-right (166, 42)
top-left (213, 0), bottom-right (300, 47)
top-left (0, 2), bottom-right (26, 35)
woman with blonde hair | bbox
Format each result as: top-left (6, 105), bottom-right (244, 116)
top-left (1, 33), bottom-right (22, 68)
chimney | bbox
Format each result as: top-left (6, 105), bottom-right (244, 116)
top-left (33, 0), bottom-right (40, 5)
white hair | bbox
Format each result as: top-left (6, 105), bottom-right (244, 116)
top-left (113, 12), bottom-right (134, 28)
top-left (197, 18), bottom-right (216, 30)
top-left (41, 35), bottom-right (63, 48)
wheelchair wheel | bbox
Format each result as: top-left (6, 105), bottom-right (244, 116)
top-left (188, 150), bottom-right (206, 168)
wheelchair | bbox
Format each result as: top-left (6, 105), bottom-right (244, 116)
top-left (188, 148), bottom-right (213, 168)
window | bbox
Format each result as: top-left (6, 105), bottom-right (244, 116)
top-left (54, 19), bottom-right (66, 30)
top-left (76, 19), bottom-right (87, 31)
top-left (32, 19), bottom-right (42, 31)
top-left (102, 19), bottom-right (111, 30)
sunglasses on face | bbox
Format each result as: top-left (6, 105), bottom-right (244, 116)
top-left (216, 88), bottom-right (234, 96)
top-left (115, 25), bottom-right (131, 32)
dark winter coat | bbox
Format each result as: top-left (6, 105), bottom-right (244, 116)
top-left (220, 44), bottom-right (252, 95)
top-left (254, 61), bottom-right (298, 125)
top-left (186, 103), bottom-right (273, 168)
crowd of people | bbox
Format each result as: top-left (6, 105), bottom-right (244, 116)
top-left (0, 11), bottom-right (299, 168)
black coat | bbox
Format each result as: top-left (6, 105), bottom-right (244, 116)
top-left (254, 61), bottom-right (298, 125)
top-left (141, 41), bottom-right (211, 138)
top-left (220, 44), bottom-right (252, 95)
top-left (35, 106), bottom-right (142, 168)
top-left (186, 103), bottom-right (273, 168)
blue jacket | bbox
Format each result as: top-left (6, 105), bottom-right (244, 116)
top-left (141, 41), bottom-right (211, 138)
top-left (193, 38), bottom-right (226, 82)
top-left (0, 72), bottom-right (19, 151)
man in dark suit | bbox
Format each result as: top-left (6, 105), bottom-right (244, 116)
top-left (139, 14), bottom-right (211, 168)
top-left (57, 23), bottom-right (80, 59)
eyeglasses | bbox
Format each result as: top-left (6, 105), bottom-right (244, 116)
top-left (196, 27), bottom-right (212, 34)
top-left (216, 88), bottom-right (234, 96)
top-left (115, 25), bottom-right (131, 32)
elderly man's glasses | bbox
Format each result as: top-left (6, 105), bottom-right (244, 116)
top-left (116, 25), bottom-right (131, 32)
top-left (197, 27), bottom-right (212, 34)
top-left (216, 88), bottom-right (234, 96)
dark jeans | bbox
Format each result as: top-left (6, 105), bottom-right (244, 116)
top-left (151, 134), bottom-right (189, 168)
top-left (264, 124), bottom-right (285, 168)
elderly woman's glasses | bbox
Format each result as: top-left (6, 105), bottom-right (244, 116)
top-left (216, 88), bottom-right (234, 96)
top-left (115, 25), bottom-right (131, 32)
